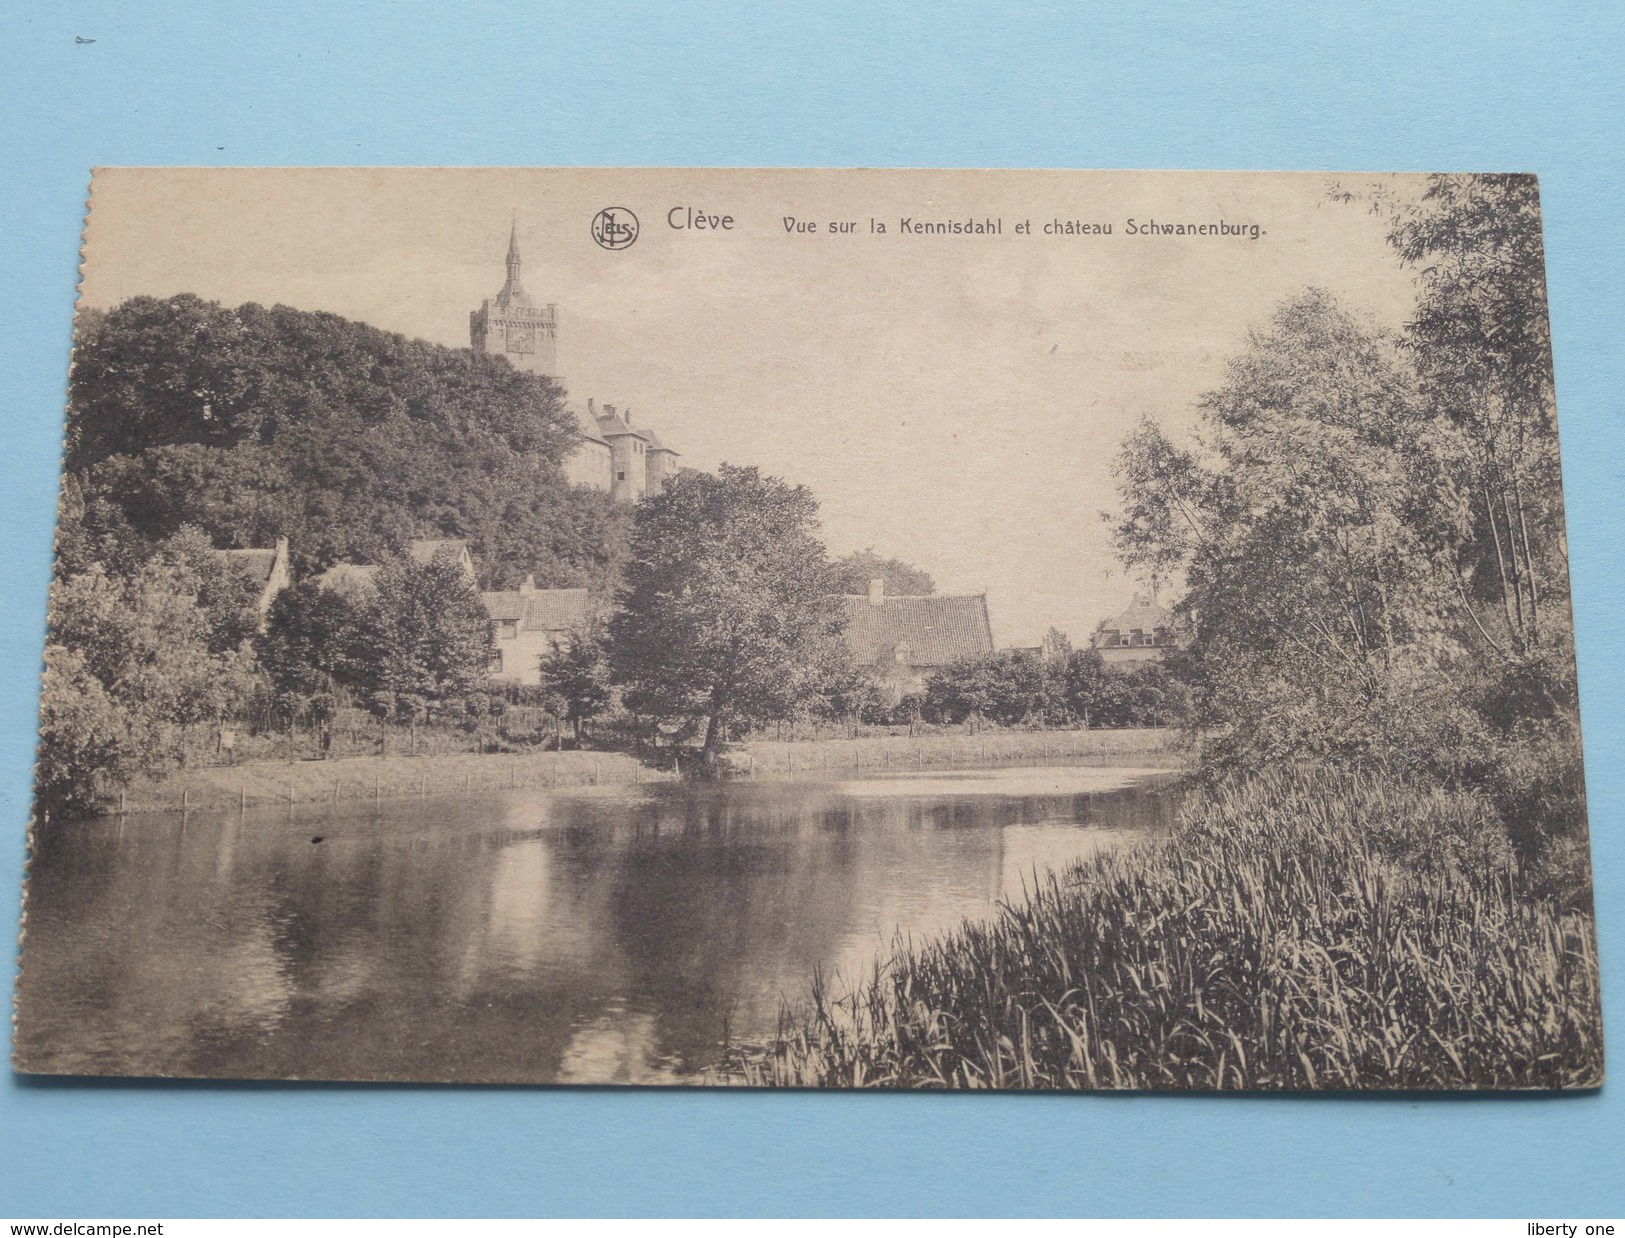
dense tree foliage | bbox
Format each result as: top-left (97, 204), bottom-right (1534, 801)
top-left (65, 294), bottom-right (630, 590)
top-left (360, 553), bottom-right (494, 724)
top-left (918, 647), bottom-right (1182, 729)
top-left (38, 535), bottom-right (260, 813)
top-left (257, 581), bottom-right (372, 706)
top-left (1110, 174), bottom-right (1584, 887)
top-left (539, 626), bottom-right (614, 740)
top-left (609, 465), bottom-right (850, 756)
top-left (829, 549), bottom-right (936, 596)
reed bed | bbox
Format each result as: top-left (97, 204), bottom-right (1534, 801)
top-left (726, 769), bottom-right (1602, 1090)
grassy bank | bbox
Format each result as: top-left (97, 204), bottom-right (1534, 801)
top-left (740, 727), bottom-right (1177, 774)
top-left (725, 768), bottom-right (1602, 1090)
top-left (84, 727), bottom-right (1173, 817)
top-left (99, 748), bottom-right (672, 816)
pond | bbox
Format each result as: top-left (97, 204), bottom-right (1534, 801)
top-left (14, 763), bottom-right (1177, 1085)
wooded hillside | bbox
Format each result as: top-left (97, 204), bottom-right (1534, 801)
top-left (61, 294), bottom-right (630, 590)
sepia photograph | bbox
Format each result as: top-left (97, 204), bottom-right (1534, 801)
top-left (10, 167), bottom-right (1603, 1090)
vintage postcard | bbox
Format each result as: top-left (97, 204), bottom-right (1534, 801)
top-left (11, 168), bottom-right (1602, 1088)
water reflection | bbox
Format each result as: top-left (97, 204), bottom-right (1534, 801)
top-left (15, 765), bottom-right (1174, 1084)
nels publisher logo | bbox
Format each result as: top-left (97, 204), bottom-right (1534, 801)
top-left (590, 207), bottom-right (639, 251)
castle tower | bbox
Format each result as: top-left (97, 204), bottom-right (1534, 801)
top-left (470, 220), bottom-right (558, 375)
top-left (595, 403), bottom-right (650, 503)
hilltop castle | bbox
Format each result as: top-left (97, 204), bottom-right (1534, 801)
top-left (470, 222), bottom-right (681, 502)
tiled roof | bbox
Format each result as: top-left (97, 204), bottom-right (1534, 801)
top-left (482, 591), bottom-right (525, 622)
top-left (595, 410), bottom-right (648, 440)
top-left (527, 588), bottom-right (592, 630)
top-left (481, 587), bottom-right (592, 632)
top-left (838, 594), bottom-right (994, 668)
top-left (219, 547), bottom-right (278, 586)
top-left (574, 410), bottom-right (609, 444)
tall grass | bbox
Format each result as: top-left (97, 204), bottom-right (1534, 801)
top-left (727, 769), bottom-right (1602, 1089)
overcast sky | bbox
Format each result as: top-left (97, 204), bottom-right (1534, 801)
top-left (78, 167), bottom-right (1426, 646)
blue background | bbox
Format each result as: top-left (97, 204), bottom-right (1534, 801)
top-left (2, 0), bottom-right (1623, 1218)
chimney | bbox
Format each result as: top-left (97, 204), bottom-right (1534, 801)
top-left (624, 407), bottom-right (633, 426)
top-left (520, 574), bottom-right (535, 595)
top-left (587, 398), bottom-right (596, 415)
top-left (868, 578), bottom-right (885, 607)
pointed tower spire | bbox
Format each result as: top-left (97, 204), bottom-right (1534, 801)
top-left (496, 216), bottom-right (531, 308)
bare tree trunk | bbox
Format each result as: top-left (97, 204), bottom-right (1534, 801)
top-left (701, 683), bottom-right (725, 761)
top-left (1513, 472), bottom-right (1540, 646)
top-left (1484, 480), bottom-right (1520, 646)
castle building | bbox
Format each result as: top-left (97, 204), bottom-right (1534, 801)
top-left (470, 221), bottom-right (558, 376)
top-left (470, 224), bottom-right (681, 502)
top-left (570, 400), bottom-right (682, 503)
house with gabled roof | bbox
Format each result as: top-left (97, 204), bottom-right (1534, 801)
top-left (218, 536), bottom-right (291, 627)
top-left (482, 576), bottom-right (594, 686)
top-left (838, 578), bottom-right (995, 700)
top-left (310, 538), bottom-right (594, 687)
top-left (1093, 592), bottom-right (1178, 665)
top-left (313, 539), bottom-right (477, 597)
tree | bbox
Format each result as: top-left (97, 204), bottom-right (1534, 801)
top-left (1392, 174), bottom-right (1568, 659)
top-left (39, 544), bottom-right (257, 811)
top-left (923, 651), bottom-right (1050, 728)
top-left (829, 548), bottom-right (936, 596)
top-left (258, 581), bottom-right (371, 703)
top-left (155, 524), bottom-right (265, 654)
top-left (1058, 647), bottom-right (1109, 726)
top-left (36, 645), bottom-right (138, 816)
top-left (1111, 289), bottom-right (1454, 769)
top-left (359, 552), bottom-right (493, 725)
top-left (609, 465), bottom-right (848, 758)
top-left (539, 626), bottom-right (613, 741)
top-left (1109, 194), bottom-right (1585, 881)
top-left (813, 662), bottom-right (889, 731)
